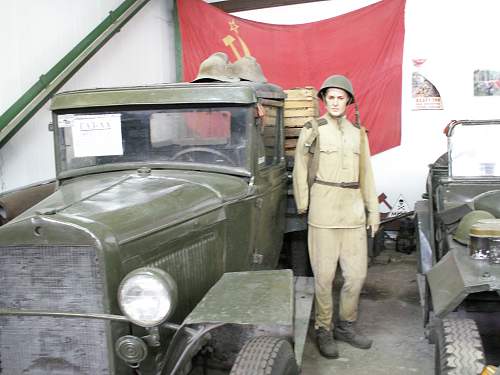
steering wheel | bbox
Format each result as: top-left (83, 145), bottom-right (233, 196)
top-left (171, 147), bottom-right (236, 166)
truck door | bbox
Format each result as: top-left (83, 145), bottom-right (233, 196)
top-left (252, 100), bottom-right (287, 269)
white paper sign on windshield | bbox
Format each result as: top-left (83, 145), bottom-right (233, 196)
top-left (71, 114), bottom-right (123, 157)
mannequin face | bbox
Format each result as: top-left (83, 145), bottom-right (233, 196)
top-left (324, 87), bottom-right (349, 118)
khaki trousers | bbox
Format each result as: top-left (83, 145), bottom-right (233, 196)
top-left (308, 226), bottom-right (368, 329)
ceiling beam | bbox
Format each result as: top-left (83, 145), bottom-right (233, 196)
top-left (209, 0), bottom-right (330, 13)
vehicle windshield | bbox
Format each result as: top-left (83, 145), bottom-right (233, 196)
top-left (56, 106), bottom-right (252, 173)
top-left (449, 121), bottom-right (500, 177)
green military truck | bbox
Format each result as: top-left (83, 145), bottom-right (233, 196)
top-left (415, 120), bottom-right (500, 374)
top-left (0, 81), bottom-right (313, 374)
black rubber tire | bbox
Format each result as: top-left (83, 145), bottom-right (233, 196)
top-left (230, 336), bottom-right (299, 375)
top-left (435, 318), bottom-right (485, 375)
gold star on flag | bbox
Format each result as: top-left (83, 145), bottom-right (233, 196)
top-left (229, 19), bottom-right (239, 34)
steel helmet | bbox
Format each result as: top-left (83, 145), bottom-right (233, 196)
top-left (191, 52), bottom-right (239, 83)
top-left (318, 75), bottom-right (355, 104)
top-left (230, 56), bottom-right (267, 83)
top-left (453, 210), bottom-right (495, 245)
top-left (474, 190), bottom-right (500, 218)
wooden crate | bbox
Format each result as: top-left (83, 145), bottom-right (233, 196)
top-left (283, 87), bottom-right (319, 161)
top-left (283, 87), bottom-right (319, 127)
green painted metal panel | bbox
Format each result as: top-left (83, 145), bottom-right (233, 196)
top-left (12, 169), bottom-right (248, 245)
top-left (184, 269), bottom-right (294, 326)
top-left (50, 82), bottom-right (285, 110)
top-left (427, 242), bottom-right (500, 317)
top-left (293, 276), bottom-right (314, 368)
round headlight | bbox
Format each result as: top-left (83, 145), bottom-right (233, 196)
top-left (118, 267), bottom-right (177, 327)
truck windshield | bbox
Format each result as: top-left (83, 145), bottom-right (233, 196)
top-left (449, 122), bottom-right (500, 177)
top-left (56, 106), bottom-right (251, 173)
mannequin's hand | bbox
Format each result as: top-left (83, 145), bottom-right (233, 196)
top-left (367, 223), bottom-right (379, 237)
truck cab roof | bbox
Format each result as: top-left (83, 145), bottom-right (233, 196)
top-left (51, 81), bottom-right (286, 110)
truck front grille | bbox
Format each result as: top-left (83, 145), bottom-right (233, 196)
top-left (0, 246), bottom-right (110, 374)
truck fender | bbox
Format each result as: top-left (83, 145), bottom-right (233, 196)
top-left (161, 270), bottom-right (313, 373)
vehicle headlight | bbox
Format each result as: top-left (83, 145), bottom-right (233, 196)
top-left (118, 267), bottom-right (177, 327)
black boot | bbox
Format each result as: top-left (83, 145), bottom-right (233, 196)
top-left (334, 321), bottom-right (372, 349)
top-left (316, 327), bottom-right (339, 358)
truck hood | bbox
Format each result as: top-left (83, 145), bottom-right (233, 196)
top-left (15, 169), bottom-right (249, 244)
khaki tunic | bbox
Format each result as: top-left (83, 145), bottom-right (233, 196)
top-left (292, 114), bottom-right (379, 228)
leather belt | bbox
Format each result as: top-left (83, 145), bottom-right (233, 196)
top-left (314, 179), bottom-right (360, 189)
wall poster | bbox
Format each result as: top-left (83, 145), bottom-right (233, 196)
top-left (474, 70), bottom-right (500, 96)
top-left (412, 72), bottom-right (443, 110)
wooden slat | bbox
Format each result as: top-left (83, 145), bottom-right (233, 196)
top-left (284, 116), bottom-right (314, 127)
top-left (264, 106), bottom-right (278, 117)
top-left (284, 87), bottom-right (317, 100)
top-left (284, 138), bottom-right (298, 149)
top-left (284, 100), bottom-right (317, 109)
top-left (264, 137), bottom-right (276, 147)
top-left (263, 117), bottom-right (277, 127)
top-left (285, 127), bottom-right (302, 138)
top-left (211, 0), bottom-right (330, 13)
top-left (263, 125), bottom-right (276, 137)
top-left (284, 107), bottom-right (317, 118)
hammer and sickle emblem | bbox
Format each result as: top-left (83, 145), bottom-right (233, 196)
top-left (223, 35), bottom-right (251, 60)
top-left (222, 20), bottom-right (252, 60)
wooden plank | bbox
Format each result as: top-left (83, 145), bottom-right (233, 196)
top-left (284, 138), bottom-right (298, 149)
top-left (211, 0), bottom-right (330, 13)
top-left (264, 138), bottom-right (276, 147)
top-left (263, 125), bottom-right (276, 137)
top-left (285, 87), bottom-right (317, 100)
top-left (284, 107), bottom-right (317, 118)
top-left (264, 117), bottom-right (277, 127)
top-left (264, 106), bottom-right (278, 117)
top-left (284, 100), bottom-right (317, 109)
top-left (285, 127), bottom-right (302, 137)
top-left (284, 116), bottom-right (314, 127)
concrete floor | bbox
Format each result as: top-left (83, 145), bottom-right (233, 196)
top-left (301, 249), bottom-right (435, 375)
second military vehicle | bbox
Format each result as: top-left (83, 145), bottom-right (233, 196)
top-left (415, 119), bottom-right (500, 374)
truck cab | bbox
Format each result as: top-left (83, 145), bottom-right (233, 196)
top-left (0, 81), bottom-right (307, 375)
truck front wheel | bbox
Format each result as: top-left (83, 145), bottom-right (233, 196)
top-left (435, 318), bottom-right (485, 375)
top-left (230, 336), bottom-right (299, 375)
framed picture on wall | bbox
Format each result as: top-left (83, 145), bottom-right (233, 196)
top-left (474, 70), bottom-right (500, 96)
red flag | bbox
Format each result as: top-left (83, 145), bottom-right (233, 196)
top-left (177, 0), bottom-right (405, 154)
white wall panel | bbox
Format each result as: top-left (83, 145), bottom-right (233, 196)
top-left (0, 0), bottom-right (176, 192)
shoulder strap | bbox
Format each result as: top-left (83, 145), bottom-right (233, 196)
top-left (307, 118), bottom-right (321, 189)
top-left (359, 125), bottom-right (367, 181)
top-left (360, 125), bottom-right (367, 148)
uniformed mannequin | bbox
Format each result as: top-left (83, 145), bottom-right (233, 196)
top-left (293, 75), bottom-right (379, 359)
